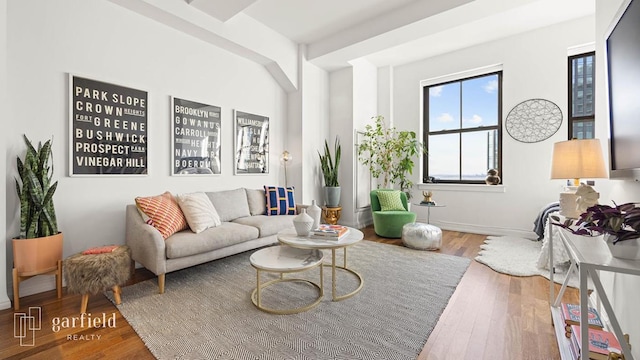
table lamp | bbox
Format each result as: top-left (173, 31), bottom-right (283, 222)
top-left (550, 139), bottom-right (607, 218)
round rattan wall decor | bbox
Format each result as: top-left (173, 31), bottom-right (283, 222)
top-left (505, 98), bottom-right (562, 143)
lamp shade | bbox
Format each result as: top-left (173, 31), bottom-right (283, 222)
top-left (550, 139), bottom-right (607, 180)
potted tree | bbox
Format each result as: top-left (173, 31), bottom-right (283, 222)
top-left (318, 136), bottom-right (341, 207)
top-left (552, 202), bottom-right (640, 259)
top-left (13, 135), bottom-right (63, 309)
top-left (357, 115), bottom-right (426, 200)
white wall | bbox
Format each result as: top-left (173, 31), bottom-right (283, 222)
top-left (393, 15), bottom-right (597, 237)
top-left (5, 0), bottom-right (287, 297)
top-left (0, 0), bottom-right (10, 310)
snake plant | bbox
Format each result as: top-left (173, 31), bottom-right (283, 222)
top-left (15, 135), bottom-right (59, 239)
top-left (318, 137), bottom-right (341, 187)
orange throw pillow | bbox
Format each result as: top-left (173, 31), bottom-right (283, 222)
top-left (82, 245), bottom-right (119, 255)
top-left (135, 191), bottom-right (188, 239)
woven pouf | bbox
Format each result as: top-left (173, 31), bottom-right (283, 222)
top-left (64, 245), bottom-right (131, 313)
top-left (402, 223), bottom-right (442, 251)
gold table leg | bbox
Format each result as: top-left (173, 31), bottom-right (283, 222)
top-left (326, 247), bottom-right (364, 301)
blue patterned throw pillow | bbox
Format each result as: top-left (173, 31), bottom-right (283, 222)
top-left (264, 186), bottom-right (296, 215)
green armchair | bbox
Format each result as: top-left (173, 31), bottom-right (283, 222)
top-left (370, 189), bottom-right (417, 238)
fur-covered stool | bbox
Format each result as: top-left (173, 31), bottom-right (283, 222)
top-left (64, 245), bottom-right (131, 313)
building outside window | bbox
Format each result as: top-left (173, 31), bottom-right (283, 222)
top-left (568, 52), bottom-right (595, 139)
top-left (423, 71), bottom-right (502, 183)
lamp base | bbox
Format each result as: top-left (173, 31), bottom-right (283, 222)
top-left (558, 184), bottom-right (600, 219)
top-left (558, 188), bottom-right (580, 219)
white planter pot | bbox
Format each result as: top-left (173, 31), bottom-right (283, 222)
top-left (604, 234), bottom-right (640, 260)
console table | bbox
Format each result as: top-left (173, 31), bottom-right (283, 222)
top-left (548, 225), bottom-right (639, 360)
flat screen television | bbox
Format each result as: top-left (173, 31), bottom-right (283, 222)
top-left (606, 0), bottom-right (640, 180)
top-left (605, 0), bottom-right (640, 181)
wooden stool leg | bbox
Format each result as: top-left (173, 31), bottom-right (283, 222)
top-left (13, 268), bottom-right (19, 311)
top-left (80, 294), bottom-right (89, 314)
top-left (56, 260), bottom-right (63, 299)
top-left (112, 285), bottom-right (122, 305)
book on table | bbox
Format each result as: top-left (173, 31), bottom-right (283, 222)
top-left (311, 224), bottom-right (349, 240)
top-left (570, 325), bottom-right (623, 360)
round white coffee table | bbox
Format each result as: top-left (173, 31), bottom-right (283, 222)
top-left (277, 227), bottom-right (364, 301)
top-left (250, 246), bottom-right (324, 314)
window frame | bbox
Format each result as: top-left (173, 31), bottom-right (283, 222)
top-left (422, 70), bottom-right (503, 184)
top-left (568, 51), bottom-right (595, 139)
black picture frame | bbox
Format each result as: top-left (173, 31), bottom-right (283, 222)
top-left (234, 110), bottom-right (269, 175)
top-left (171, 97), bottom-right (222, 175)
top-left (69, 75), bottom-right (148, 176)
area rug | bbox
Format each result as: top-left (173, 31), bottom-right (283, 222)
top-left (107, 241), bottom-right (470, 360)
top-left (475, 236), bottom-right (579, 288)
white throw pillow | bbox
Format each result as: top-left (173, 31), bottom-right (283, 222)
top-left (176, 192), bottom-right (221, 233)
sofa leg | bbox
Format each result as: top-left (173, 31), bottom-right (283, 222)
top-left (158, 273), bottom-right (165, 294)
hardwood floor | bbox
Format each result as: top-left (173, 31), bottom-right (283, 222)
top-left (1, 227), bottom-right (577, 359)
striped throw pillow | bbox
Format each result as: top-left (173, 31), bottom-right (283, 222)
top-left (264, 186), bottom-right (296, 215)
top-left (135, 191), bottom-right (188, 239)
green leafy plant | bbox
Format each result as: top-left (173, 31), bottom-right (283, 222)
top-left (15, 135), bottom-right (59, 239)
top-left (552, 202), bottom-right (640, 244)
top-left (318, 137), bottom-right (341, 187)
top-left (357, 116), bottom-right (426, 198)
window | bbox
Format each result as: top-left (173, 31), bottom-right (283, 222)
top-left (568, 52), bottom-right (595, 139)
top-left (423, 71), bottom-right (502, 183)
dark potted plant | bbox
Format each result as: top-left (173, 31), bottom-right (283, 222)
top-left (357, 115), bottom-right (426, 200)
top-left (318, 136), bottom-right (341, 207)
top-left (13, 135), bottom-right (63, 309)
top-left (552, 202), bottom-right (640, 259)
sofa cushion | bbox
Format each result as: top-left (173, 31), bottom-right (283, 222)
top-left (232, 215), bottom-right (295, 238)
top-left (206, 188), bottom-right (251, 222)
top-left (377, 190), bottom-right (406, 211)
top-left (135, 191), bottom-right (188, 239)
top-left (245, 188), bottom-right (267, 216)
top-left (165, 222), bottom-right (259, 259)
top-left (176, 192), bottom-right (221, 233)
top-left (264, 186), bottom-right (296, 215)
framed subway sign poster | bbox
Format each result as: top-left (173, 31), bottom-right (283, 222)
top-left (70, 75), bottom-right (148, 176)
top-left (171, 97), bottom-right (221, 175)
top-left (234, 110), bottom-right (269, 174)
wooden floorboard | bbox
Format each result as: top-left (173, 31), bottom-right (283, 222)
top-left (2, 226), bottom-right (578, 359)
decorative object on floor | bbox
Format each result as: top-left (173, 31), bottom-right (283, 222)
top-left (318, 136), bottom-right (341, 207)
top-left (505, 98), bottom-right (562, 143)
top-left (307, 200), bottom-right (321, 229)
top-left (370, 189), bottom-right (416, 238)
top-left (475, 236), bottom-right (579, 288)
top-left (553, 202), bottom-right (640, 260)
top-left (550, 138), bottom-right (607, 218)
top-left (321, 205), bottom-right (342, 225)
top-left (12, 135), bottom-right (63, 310)
top-left (106, 241), bottom-right (470, 360)
top-left (402, 222), bottom-right (442, 250)
top-left (65, 245), bottom-right (131, 313)
top-left (234, 110), bottom-right (269, 174)
top-left (281, 150), bottom-right (291, 187)
top-left (357, 115), bottom-right (426, 200)
top-left (292, 208), bottom-right (314, 236)
top-left (484, 168), bottom-right (501, 185)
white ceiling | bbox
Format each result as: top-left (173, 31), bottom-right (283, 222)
top-left (184, 0), bottom-right (595, 70)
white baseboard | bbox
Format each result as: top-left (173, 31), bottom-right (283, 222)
top-left (428, 219), bottom-right (537, 240)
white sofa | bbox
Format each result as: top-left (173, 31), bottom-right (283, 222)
top-left (125, 188), bottom-right (296, 293)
